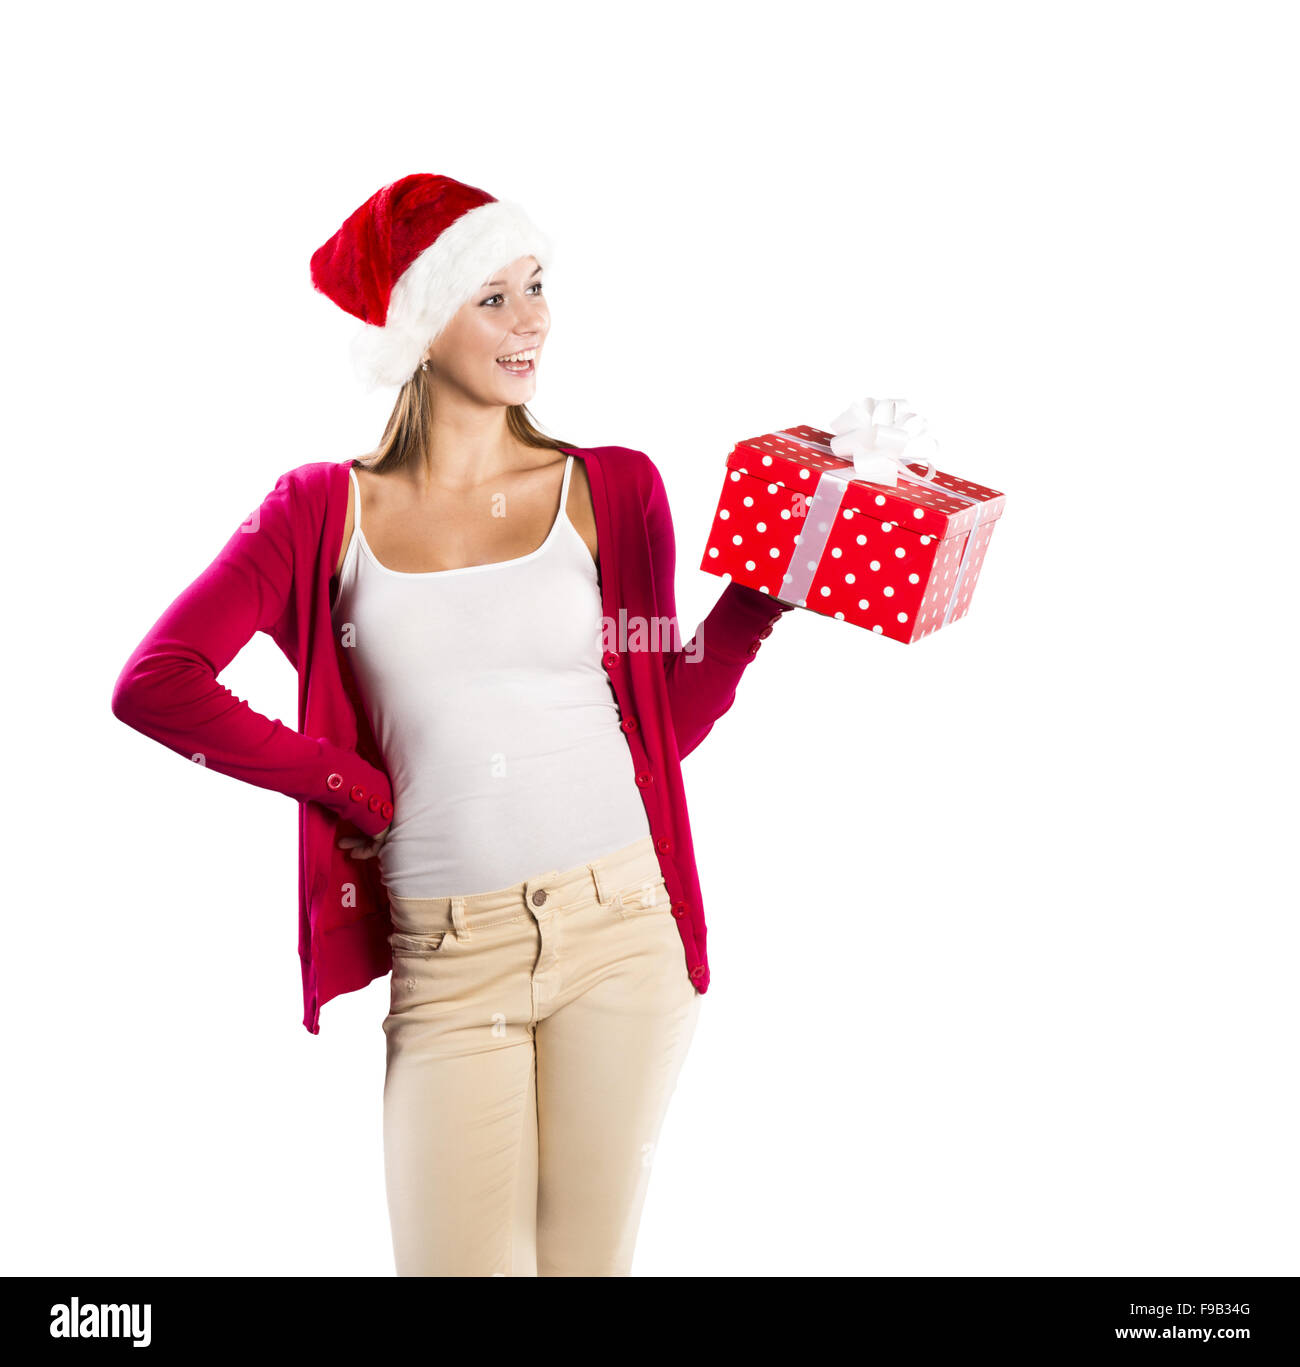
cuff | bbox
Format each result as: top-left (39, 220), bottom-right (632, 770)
top-left (317, 739), bottom-right (393, 836)
top-left (702, 581), bottom-right (791, 662)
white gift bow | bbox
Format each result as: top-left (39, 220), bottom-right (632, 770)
top-left (826, 396), bottom-right (940, 486)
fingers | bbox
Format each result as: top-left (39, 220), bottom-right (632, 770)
top-left (337, 835), bottom-right (374, 859)
top-left (338, 823), bottom-right (393, 860)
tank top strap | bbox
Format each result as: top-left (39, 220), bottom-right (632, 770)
top-left (554, 453), bottom-right (596, 571)
top-left (349, 462), bottom-right (363, 535)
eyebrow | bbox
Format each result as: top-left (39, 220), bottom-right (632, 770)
top-left (484, 263), bottom-right (543, 289)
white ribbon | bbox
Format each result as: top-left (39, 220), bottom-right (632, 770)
top-left (826, 396), bottom-right (940, 486)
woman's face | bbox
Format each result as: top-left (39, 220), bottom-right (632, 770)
top-left (424, 254), bottom-right (548, 404)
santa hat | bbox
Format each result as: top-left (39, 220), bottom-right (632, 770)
top-left (310, 173), bottom-right (555, 390)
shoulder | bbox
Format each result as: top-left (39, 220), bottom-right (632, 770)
top-left (225, 461), bottom-right (347, 549)
top-left (585, 444), bottom-right (664, 502)
top-left (278, 458), bottom-right (348, 493)
top-left (263, 458), bottom-right (349, 515)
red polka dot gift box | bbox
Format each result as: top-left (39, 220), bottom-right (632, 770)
top-left (699, 399), bottom-right (1007, 644)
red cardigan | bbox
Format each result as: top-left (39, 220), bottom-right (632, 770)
top-left (111, 445), bottom-right (789, 1033)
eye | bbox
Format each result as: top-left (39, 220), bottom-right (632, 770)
top-left (480, 281), bottom-right (544, 307)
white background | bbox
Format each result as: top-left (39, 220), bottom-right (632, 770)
top-left (5, 0), bottom-right (1296, 1276)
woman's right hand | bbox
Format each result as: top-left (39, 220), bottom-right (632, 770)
top-left (338, 821), bottom-right (392, 860)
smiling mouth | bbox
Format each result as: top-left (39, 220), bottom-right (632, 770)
top-left (496, 349), bottom-right (536, 375)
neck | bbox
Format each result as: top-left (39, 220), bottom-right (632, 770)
top-left (409, 389), bottom-right (527, 493)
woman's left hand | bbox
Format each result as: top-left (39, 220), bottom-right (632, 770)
top-left (338, 822), bottom-right (392, 860)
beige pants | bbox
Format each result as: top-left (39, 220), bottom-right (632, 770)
top-left (382, 833), bottom-right (702, 1276)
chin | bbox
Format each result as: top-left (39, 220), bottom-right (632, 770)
top-left (495, 376), bottom-right (537, 395)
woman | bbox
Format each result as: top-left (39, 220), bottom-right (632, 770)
top-left (112, 173), bottom-right (792, 1276)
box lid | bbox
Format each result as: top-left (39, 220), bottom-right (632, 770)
top-left (727, 424), bottom-right (1006, 540)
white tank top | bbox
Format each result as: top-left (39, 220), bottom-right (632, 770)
top-left (330, 453), bottom-right (653, 898)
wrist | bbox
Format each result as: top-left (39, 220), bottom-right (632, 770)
top-left (319, 739), bottom-right (393, 833)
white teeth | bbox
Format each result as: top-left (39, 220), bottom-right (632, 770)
top-left (497, 349), bottom-right (535, 363)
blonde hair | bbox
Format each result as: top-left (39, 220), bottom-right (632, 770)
top-left (356, 367), bottom-right (574, 475)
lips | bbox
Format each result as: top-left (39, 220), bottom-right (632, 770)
top-left (497, 355), bottom-right (535, 375)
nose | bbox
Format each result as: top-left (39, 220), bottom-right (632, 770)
top-left (517, 298), bottom-right (547, 334)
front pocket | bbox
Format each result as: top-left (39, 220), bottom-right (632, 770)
top-left (612, 874), bottom-right (671, 915)
top-left (389, 930), bottom-right (450, 956)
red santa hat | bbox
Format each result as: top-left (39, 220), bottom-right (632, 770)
top-left (310, 173), bottom-right (555, 390)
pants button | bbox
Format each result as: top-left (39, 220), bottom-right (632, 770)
top-left (531, 888), bottom-right (548, 907)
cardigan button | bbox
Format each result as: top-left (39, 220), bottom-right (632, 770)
top-left (326, 772), bottom-right (344, 791)
top-left (689, 965), bottom-right (705, 980)
top-left (350, 784), bottom-right (366, 802)
top-left (759, 625), bottom-right (773, 638)
top-left (602, 651), bottom-right (621, 669)
top-left (368, 794), bottom-right (381, 812)
top-left (655, 837), bottom-right (672, 853)
top-left (635, 771), bottom-right (653, 786)
top-left (381, 801), bottom-right (393, 820)
top-left (672, 901), bottom-right (688, 918)
top-left (748, 640), bottom-right (761, 655)
top-left (620, 716), bottom-right (638, 732)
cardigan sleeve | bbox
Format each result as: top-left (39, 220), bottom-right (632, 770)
top-left (644, 455), bottom-right (792, 759)
top-left (110, 469), bottom-right (393, 836)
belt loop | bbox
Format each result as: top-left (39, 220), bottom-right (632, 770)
top-left (588, 860), bottom-right (608, 906)
top-left (450, 895), bottom-right (469, 940)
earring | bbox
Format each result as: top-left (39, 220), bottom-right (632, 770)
top-left (419, 360), bottom-right (429, 371)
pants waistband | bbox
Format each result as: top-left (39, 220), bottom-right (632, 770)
top-left (387, 834), bottom-right (660, 936)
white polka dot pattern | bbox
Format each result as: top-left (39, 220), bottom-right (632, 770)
top-left (698, 424), bottom-right (1006, 643)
